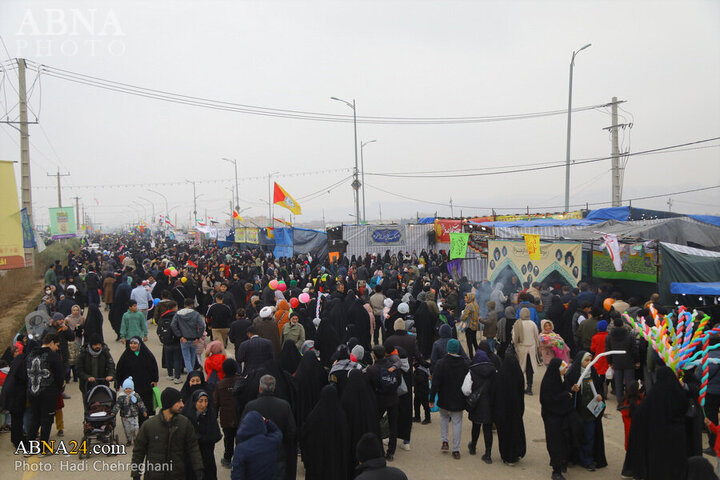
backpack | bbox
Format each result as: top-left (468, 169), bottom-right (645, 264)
top-left (375, 363), bottom-right (400, 395)
top-left (157, 317), bottom-right (177, 345)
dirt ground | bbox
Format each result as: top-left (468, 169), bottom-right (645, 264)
top-left (1, 309), bottom-right (655, 479)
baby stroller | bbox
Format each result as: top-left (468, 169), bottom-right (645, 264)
top-left (79, 382), bottom-right (118, 459)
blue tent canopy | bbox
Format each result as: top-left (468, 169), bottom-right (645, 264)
top-left (670, 282), bottom-right (720, 296)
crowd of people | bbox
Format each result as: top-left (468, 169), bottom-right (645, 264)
top-left (0, 232), bottom-right (717, 480)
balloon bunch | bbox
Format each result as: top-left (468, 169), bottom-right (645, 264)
top-left (163, 266), bottom-right (179, 278)
top-left (626, 305), bottom-right (719, 407)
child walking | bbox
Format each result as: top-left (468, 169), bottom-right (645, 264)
top-left (111, 376), bottom-right (148, 445)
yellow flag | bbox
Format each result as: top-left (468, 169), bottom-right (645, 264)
top-left (523, 234), bottom-right (541, 260)
top-left (0, 161), bottom-right (26, 269)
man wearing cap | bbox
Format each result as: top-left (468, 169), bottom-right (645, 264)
top-left (383, 316), bottom-right (420, 366)
top-left (429, 339), bottom-right (470, 459)
top-left (131, 387), bottom-right (203, 480)
top-left (254, 306), bottom-right (281, 358)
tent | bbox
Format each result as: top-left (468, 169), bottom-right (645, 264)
top-left (659, 242), bottom-right (720, 303)
top-left (670, 282), bottom-right (720, 296)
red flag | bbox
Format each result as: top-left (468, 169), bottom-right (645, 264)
top-left (187, 260), bottom-right (198, 268)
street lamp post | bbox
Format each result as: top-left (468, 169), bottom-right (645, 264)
top-left (148, 189), bottom-right (169, 229)
top-left (222, 158), bottom-right (240, 230)
top-left (564, 43), bottom-right (592, 212)
top-left (360, 139), bottom-right (376, 224)
top-left (267, 171), bottom-right (279, 228)
top-left (331, 96), bottom-right (361, 224)
top-left (186, 180), bottom-right (197, 223)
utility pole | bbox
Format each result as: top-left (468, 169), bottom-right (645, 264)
top-left (48, 169), bottom-right (70, 207)
top-left (450, 198), bottom-right (454, 217)
top-left (603, 97), bottom-right (630, 207)
top-left (667, 198), bottom-right (673, 212)
top-left (186, 180), bottom-right (197, 223)
top-left (72, 196), bottom-right (80, 230)
top-left (564, 43), bottom-right (592, 212)
top-left (17, 59), bottom-right (34, 266)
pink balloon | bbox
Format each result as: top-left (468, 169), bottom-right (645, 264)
top-left (299, 293), bottom-right (310, 304)
top-left (278, 282), bottom-right (287, 292)
top-left (269, 279), bottom-right (279, 290)
top-left (170, 269), bottom-right (179, 277)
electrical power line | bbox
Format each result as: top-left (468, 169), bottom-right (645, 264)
top-left (365, 182), bottom-right (720, 212)
top-left (16, 60), bottom-right (610, 125)
top-left (364, 137), bottom-right (720, 178)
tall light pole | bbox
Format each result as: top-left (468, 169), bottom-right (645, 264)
top-left (222, 158), bottom-right (240, 230)
top-left (148, 189), bottom-right (169, 228)
top-left (564, 43), bottom-right (592, 212)
top-left (186, 180), bottom-right (197, 224)
top-left (331, 96), bottom-right (361, 224)
top-left (360, 139), bottom-right (376, 224)
top-left (267, 171), bottom-right (279, 229)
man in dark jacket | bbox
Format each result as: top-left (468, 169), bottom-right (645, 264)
top-left (231, 411), bottom-right (282, 480)
top-left (131, 387), bottom-right (203, 480)
top-left (605, 316), bottom-right (639, 404)
top-left (26, 333), bottom-right (65, 444)
top-left (228, 308), bottom-right (252, 360)
top-left (241, 374), bottom-right (297, 480)
top-left (366, 345), bottom-right (401, 461)
top-left (236, 325), bottom-right (274, 375)
top-left (254, 307), bottom-right (281, 358)
top-left (355, 433), bottom-right (409, 480)
top-left (430, 324), bottom-right (468, 374)
top-left (214, 359), bottom-right (242, 468)
top-left (383, 319), bottom-right (420, 365)
top-left (429, 339), bottom-right (469, 459)
top-left (75, 334), bottom-right (116, 395)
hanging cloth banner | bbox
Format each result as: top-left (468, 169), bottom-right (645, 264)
top-left (449, 232), bottom-right (470, 260)
top-left (601, 233), bottom-right (624, 272)
top-left (522, 234), bottom-right (541, 260)
top-left (0, 161), bottom-right (26, 269)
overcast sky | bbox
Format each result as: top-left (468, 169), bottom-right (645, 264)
top-left (1, 0), bottom-right (719, 229)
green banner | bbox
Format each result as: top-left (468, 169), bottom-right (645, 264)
top-left (592, 247), bottom-right (657, 282)
top-left (49, 207), bottom-right (77, 240)
top-left (449, 232), bottom-right (470, 260)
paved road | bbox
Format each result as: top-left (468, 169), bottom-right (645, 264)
top-left (2, 310), bottom-right (634, 479)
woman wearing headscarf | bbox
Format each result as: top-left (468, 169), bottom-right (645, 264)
top-left (316, 316), bottom-right (341, 369)
top-left (539, 320), bottom-right (571, 365)
top-left (293, 350), bottom-right (328, 432)
top-left (413, 297), bottom-right (435, 359)
top-left (300, 384), bottom-right (350, 480)
top-left (563, 351), bottom-right (608, 471)
top-left (478, 340), bottom-right (502, 371)
top-left (115, 337), bottom-right (158, 420)
top-left (395, 347), bottom-right (414, 452)
top-left (181, 370), bottom-right (212, 404)
top-left (82, 303), bottom-right (104, 344)
top-left (493, 345), bottom-right (526, 465)
top-left (182, 389), bottom-right (222, 480)
top-left (496, 306), bottom-right (516, 359)
top-left (627, 366), bottom-right (687, 480)
top-left (462, 350), bottom-right (497, 463)
top-left (341, 369), bottom-right (380, 478)
top-left (512, 308), bottom-right (541, 395)
top-left (275, 299), bottom-right (291, 336)
top-left (540, 358), bottom-right (575, 480)
top-left (279, 339), bottom-right (302, 374)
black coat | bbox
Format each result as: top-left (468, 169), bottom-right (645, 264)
top-left (466, 361), bottom-right (496, 425)
top-left (292, 351), bottom-right (328, 432)
top-left (242, 393), bottom-right (297, 480)
top-left (83, 305), bottom-right (105, 344)
top-left (341, 370), bottom-right (380, 478)
top-left (355, 458), bottom-right (409, 480)
top-left (492, 349), bottom-right (526, 463)
top-left (115, 341), bottom-right (158, 395)
top-left (627, 366), bottom-right (688, 480)
top-left (300, 384), bottom-right (350, 480)
top-left (430, 354), bottom-right (469, 412)
top-left (540, 358), bottom-right (574, 469)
